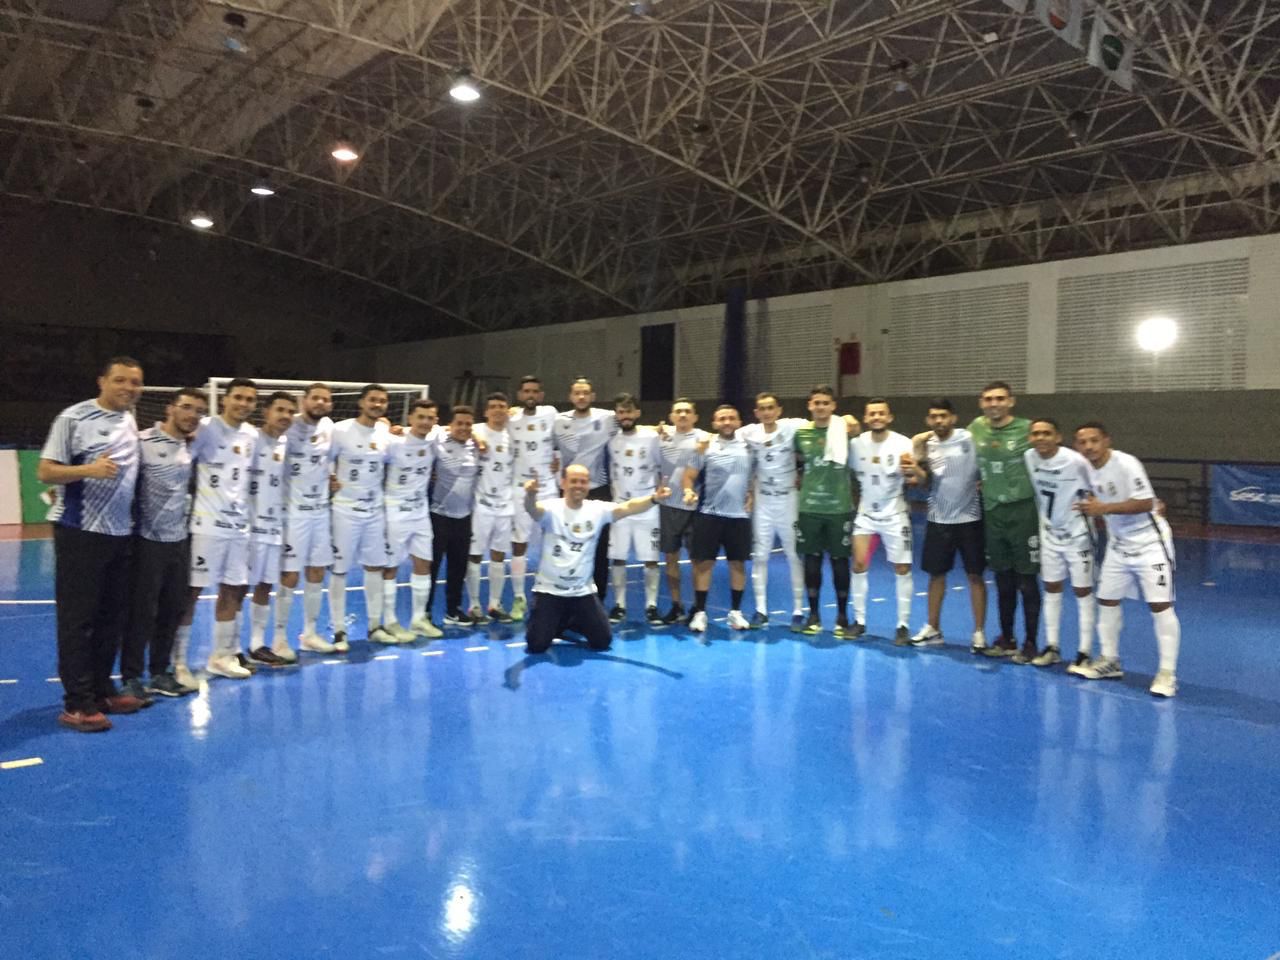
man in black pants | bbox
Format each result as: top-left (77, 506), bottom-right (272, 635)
top-left (122, 387), bottom-right (207, 700)
top-left (552, 378), bottom-right (618, 599)
top-left (522, 465), bottom-right (669, 654)
top-left (38, 356), bottom-right (146, 732)
top-left (429, 405), bottom-right (480, 625)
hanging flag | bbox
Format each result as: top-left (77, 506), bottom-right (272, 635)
top-left (1034, 0), bottom-right (1085, 49)
top-left (1088, 10), bottom-right (1136, 90)
top-left (1000, 0), bottom-right (1030, 11)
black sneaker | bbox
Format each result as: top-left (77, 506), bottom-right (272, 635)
top-left (983, 636), bottom-right (1018, 658)
top-left (250, 646), bottom-right (289, 668)
top-left (748, 612), bottom-right (768, 629)
top-left (845, 621), bottom-right (867, 640)
top-left (444, 610), bottom-right (474, 626)
top-left (645, 605), bottom-right (663, 626)
top-left (146, 672), bottom-right (195, 698)
top-left (893, 625), bottom-right (912, 647)
top-left (660, 603), bottom-right (685, 626)
top-left (1011, 641), bottom-right (1039, 664)
top-left (801, 613), bottom-right (822, 635)
top-left (608, 605), bottom-right (626, 624)
top-left (120, 678), bottom-right (155, 708)
top-left (235, 652), bottom-right (260, 674)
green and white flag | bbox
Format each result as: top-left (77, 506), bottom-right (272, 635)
top-left (1088, 10), bottom-right (1136, 90)
top-left (1035, 0), bottom-right (1085, 49)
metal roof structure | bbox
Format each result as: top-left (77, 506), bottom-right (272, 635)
top-left (2, 0), bottom-right (1277, 337)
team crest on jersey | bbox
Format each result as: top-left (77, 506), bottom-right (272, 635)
top-left (1007, 440), bottom-right (1017, 450)
top-left (370, 441), bottom-right (378, 450)
top-left (527, 424), bottom-right (536, 431)
top-left (872, 456), bottom-right (880, 464)
top-left (571, 523), bottom-right (582, 533)
top-left (764, 439), bottom-right (773, 447)
top-left (1107, 482), bottom-right (1117, 496)
top-left (418, 449), bottom-right (426, 457)
top-left (273, 452), bottom-right (282, 461)
top-left (233, 446), bottom-right (242, 455)
top-left (625, 449), bottom-right (634, 457)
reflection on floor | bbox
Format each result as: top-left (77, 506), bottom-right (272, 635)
top-left (1, 527), bottom-right (1278, 959)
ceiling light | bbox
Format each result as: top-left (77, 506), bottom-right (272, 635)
top-left (629, 1), bottom-right (654, 14)
top-left (449, 71), bottom-right (481, 103)
top-left (189, 213), bottom-right (214, 230)
top-left (331, 142), bottom-right (359, 163)
top-left (1136, 316), bottom-right (1178, 353)
top-left (250, 183), bottom-right (275, 197)
top-left (982, 31), bottom-right (1000, 43)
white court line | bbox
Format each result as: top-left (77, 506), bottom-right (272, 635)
top-left (916, 591), bottom-right (927, 596)
top-left (505, 641), bottom-right (524, 648)
top-left (421, 650), bottom-right (444, 656)
top-left (0, 679), bottom-right (17, 685)
top-left (45, 677), bottom-right (59, 683)
top-left (321, 659), bottom-right (345, 665)
top-left (372, 654), bottom-right (399, 661)
top-left (1, 757), bottom-right (44, 771)
top-left (463, 646), bottom-right (488, 653)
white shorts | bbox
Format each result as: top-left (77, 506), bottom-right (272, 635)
top-left (1097, 539), bottom-right (1176, 604)
top-left (1040, 532), bottom-right (1095, 589)
top-left (387, 514), bottom-right (434, 565)
top-left (470, 509), bottom-right (514, 556)
top-left (190, 533), bottom-right (249, 588)
top-left (283, 510), bottom-right (332, 572)
top-left (513, 483), bottom-right (557, 542)
top-left (854, 512), bottom-right (913, 565)
top-left (247, 540), bottom-right (283, 586)
top-left (752, 491), bottom-right (798, 558)
top-left (331, 510), bottom-right (389, 575)
top-left (609, 511), bottom-right (660, 563)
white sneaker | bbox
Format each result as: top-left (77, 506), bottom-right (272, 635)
top-left (270, 640), bottom-right (298, 664)
top-left (332, 631), bottom-right (350, 653)
top-left (969, 629), bottom-right (987, 654)
top-left (173, 663), bottom-right (198, 689)
top-left (369, 626), bottom-right (398, 645)
top-left (510, 596), bottom-right (528, 621)
top-left (410, 617), bottom-right (443, 639)
top-left (1149, 670), bottom-right (1178, 698)
top-left (911, 624), bottom-right (944, 647)
top-left (1078, 656), bottom-right (1124, 680)
top-left (726, 610), bottom-right (750, 631)
top-left (688, 610), bottom-right (708, 633)
top-left (300, 633), bottom-right (336, 654)
top-left (387, 623), bottom-right (417, 643)
top-left (1066, 652), bottom-right (1092, 676)
top-left (206, 654), bottom-right (251, 679)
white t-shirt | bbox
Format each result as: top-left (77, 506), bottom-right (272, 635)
top-left (740, 418), bottom-right (805, 498)
top-left (189, 415), bottom-right (257, 539)
top-left (608, 428), bottom-right (661, 501)
top-left (473, 422), bottom-right (516, 516)
top-left (283, 415), bottom-right (335, 514)
top-left (509, 405), bottom-right (559, 485)
top-left (924, 428), bottom-right (981, 524)
top-left (533, 499), bottom-right (616, 597)
top-left (849, 431), bottom-right (913, 520)
top-left (1086, 450), bottom-right (1163, 550)
top-left (1025, 446), bottom-right (1093, 541)
top-left (331, 419), bottom-right (389, 517)
top-left (384, 430), bottom-right (437, 522)
top-left (658, 428), bottom-right (709, 511)
top-left (248, 429), bottom-right (289, 543)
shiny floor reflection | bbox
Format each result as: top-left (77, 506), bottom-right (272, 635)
top-left (1, 531), bottom-right (1278, 959)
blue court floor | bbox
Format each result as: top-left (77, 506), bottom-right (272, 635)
top-left (1, 526), bottom-right (1278, 959)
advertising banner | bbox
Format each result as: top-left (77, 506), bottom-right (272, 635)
top-left (1210, 464), bottom-right (1280, 527)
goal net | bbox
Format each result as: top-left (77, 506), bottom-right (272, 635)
top-left (135, 378), bottom-right (430, 430)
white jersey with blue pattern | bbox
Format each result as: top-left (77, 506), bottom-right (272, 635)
top-left (135, 424), bottom-right (193, 543)
top-left (41, 399), bottom-right (139, 536)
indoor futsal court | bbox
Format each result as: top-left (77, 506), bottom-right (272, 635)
top-left (2, 0), bottom-right (1280, 958)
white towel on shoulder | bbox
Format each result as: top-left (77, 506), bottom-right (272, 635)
top-left (822, 419), bottom-right (848, 466)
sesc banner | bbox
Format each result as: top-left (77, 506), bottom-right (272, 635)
top-left (1210, 465), bottom-right (1280, 527)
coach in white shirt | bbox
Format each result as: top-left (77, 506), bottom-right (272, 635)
top-left (521, 465), bottom-right (670, 654)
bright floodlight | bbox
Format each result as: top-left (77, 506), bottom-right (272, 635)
top-left (1136, 316), bottom-right (1178, 353)
top-left (449, 72), bottom-right (480, 103)
top-left (331, 143), bottom-right (359, 163)
top-left (250, 183), bottom-right (275, 197)
top-left (189, 213), bottom-right (214, 229)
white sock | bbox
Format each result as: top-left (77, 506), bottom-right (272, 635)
top-left (411, 573), bottom-right (431, 620)
top-left (895, 572), bottom-right (912, 627)
top-left (611, 565), bottom-right (628, 609)
top-left (329, 573), bottom-right (347, 632)
top-left (213, 618), bottom-right (235, 658)
top-left (1043, 591), bottom-right (1063, 649)
top-left (232, 609), bottom-right (245, 655)
top-left (173, 624), bottom-right (191, 667)
top-left (787, 552), bottom-right (805, 614)
top-left (275, 585), bottom-right (294, 638)
top-left (751, 556), bottom-right (768, 614)
top-left (250, 600), bottom-right (269, 649)
top-left (466, 561), bottom-right (482, 611)
top-left (303, 581), bottom-right (324, 634)
top-left (851, 571), bottom-right (868, 622)
top-left (490, 561), bottom-right (507, 610)
top-left (363, 575), bottom-right (383, 629)
top-left (1098, 604), bottom-right (1122, 659)
top-left (644, 566), bottom-right (660, 609)
top-left (1077, 594), bottom-right (1095, 657)
top-left (510, 555), bottom-right (527, 600)
top-left (382, 578), bottom-right (398, 626)
top-left (1152, 608), bottom-right (1180, 673)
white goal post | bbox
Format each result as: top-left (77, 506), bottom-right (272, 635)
top-left (136, 377), bottom-right (431, 428)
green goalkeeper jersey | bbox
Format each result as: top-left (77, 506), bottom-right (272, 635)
top-left (968, 416), bottom-right (1032, 508)
top-left (794, 425), bottom-right (852, 515)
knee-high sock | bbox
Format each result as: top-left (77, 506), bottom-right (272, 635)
top-left (303, 581), bottom-right (324, 634)
top-left (1043, 592), bottom-right (1063, 648)
top-left (510, 555), bottom-right (527, 601)
top-left (363, 576), bottom-right (383, 630)
top-left (1076, 594), bottom-right (1095, 657)
top-left (466, 561), bottom-right (482, 611)
top-left (275, 585), bottom-right (293, 638)
top-left (831, 557), bottom-right (850, 620)
top-left (250, 600), bottom-right (270, 648)
top-left (173, 624), bottom-right (191, 667)
top-left (411, 574), bottom-right (432, 620)
top-left (1152, 607), bottom-right (1180, 673)
top-left (995, 570), bottom-right (1017, 639)
top-left (611, 565), bottom-right (628, 609)
top-left (788, 551), bottom-right (805, 614)
top-left (751, 554), bottom-right (768, 615)
top-left (490, 561), bottom-right (507, 610)
top-left (382, 579), bottom-right (398, 626)
top-left (1018, 574), bottom-right (1041, 646)
top-left (329, 573), bottom-right (348, 632)
top-left (851, 571), bottom-right (868, 622)
top-left (804, 554), bottom-right (823, 614)
top-left (1098, 603), bottom-right (1122, 659)
top-left (644, 566), bottom-right (660, 609)
top-left (895, 572), bottom-right (913, 627)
